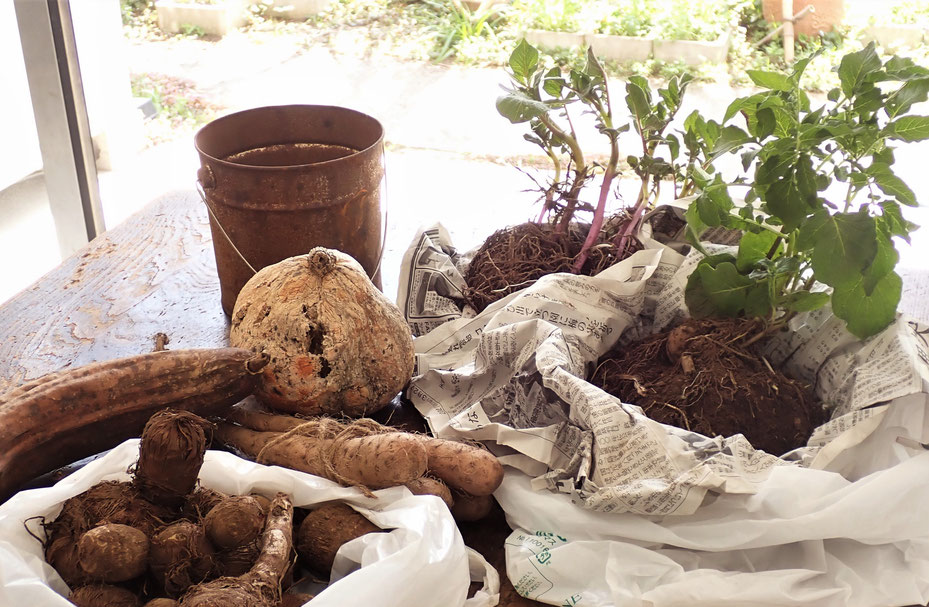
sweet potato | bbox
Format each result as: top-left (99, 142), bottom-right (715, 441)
top-left (222, 407), bottom-right (505, 496)
top-left (229, 248), bottom-right (414, 417)
top-left (179, 493), bottom-right (294, 607)
top-left (134, 409), bottom-right (213, 508)
top-left (419, 437), bottom-right (504, 497)
top-left (69, 584), bottom-right (141, 607)
top-left (78, 523), bottom-right (149, 583)
top-left (295, 502), bottom-right (382, 575)
top-left (0, 348), bottom-right (268, 502)
top-left (215, 421), bottom-right (427, 491)
top-left (205, 495), bottom-right (266, 550)
top-left (150, 521), bottom-right (215, 597)
top-left (405, 476), bottom-right (454, 509)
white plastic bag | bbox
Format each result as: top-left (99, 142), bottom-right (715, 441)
top-left (0, 440), bottom-right (498, 607)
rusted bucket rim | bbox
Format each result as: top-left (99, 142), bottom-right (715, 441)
top-left (194, 104), bottom-right (384, 171)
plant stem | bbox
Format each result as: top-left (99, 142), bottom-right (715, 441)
top-left (573, 139), bottom-right (619, 272)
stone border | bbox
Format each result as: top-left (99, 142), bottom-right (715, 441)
top-left (524, 29), bottom-right (730, 64)
top-left (155, 0), bottom-right (332, 37)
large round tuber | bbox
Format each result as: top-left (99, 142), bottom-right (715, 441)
top-left (295, 502), bottom-right (381, 575)
top-left (205, 495), bottom-right (266, 550)
top-left (77, 523), bottom-right (149, 583)
top-left (229, 247), bottom-right (414, 417)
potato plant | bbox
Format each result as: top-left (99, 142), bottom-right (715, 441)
top-left (683, 43), bottom-right (926, 339)
top-left (495, 40), bottom-right (702, 270)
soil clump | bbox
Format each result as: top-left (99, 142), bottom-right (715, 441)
top-left (592, 318), bottom-right (826, 455)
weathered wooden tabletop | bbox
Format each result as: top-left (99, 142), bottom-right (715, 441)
top-left (1, 190), bottom-right (926, 607)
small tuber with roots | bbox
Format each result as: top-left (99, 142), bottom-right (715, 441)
top-left (77, 523), bottom-right (149, 583)
top-left (149, 521), bottom-right (216, 597)
top-left (205, 495), bottom-right (266, 550)
top-left (179, 493), bottom-right (294, 607)
top-left (229, 248), bottom-right (415, 418)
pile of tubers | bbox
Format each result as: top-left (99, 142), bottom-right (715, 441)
top-left (31, 247), bottom-right (508, 605)
top-left (44, 409), bottom-right (356, 607)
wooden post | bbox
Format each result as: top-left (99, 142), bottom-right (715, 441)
top-left (782, 0), bottom-right (795, 63)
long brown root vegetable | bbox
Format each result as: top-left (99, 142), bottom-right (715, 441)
top-left (450, 491), bottom-right (495, 522)
top-left (205, 495), bottom-right (266, 550)
top-left (134, 410), bottom-right (213, 507)
top-left (215, 421), bottom-right (427, 491)
top-left (295, 503), bottom-right (382, 575)
top-left (77, 523), bottom-right (149, 583)
top-left (144, 599), bottom-right (180, 607)
top-left (69, 584), bottom-right (142, 607)
top-left (229, 248), bottom-right (415, 417)
top-left (150, 521), bottom-right (216, 597)
top-left (419, 437), bottom-right (504, 497)
top-left (0, 348), bottom-right (269, 502)
top-left (223, 407), bottom-right (504, 496)
top-left (179, 493), bottom-right (294, 607)
top-left (405, 476), bottom-right (454, 509)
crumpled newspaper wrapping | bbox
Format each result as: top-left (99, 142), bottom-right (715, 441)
top-left (397, 223), bottom-right (929, 606)
top-left (0, 440), bottom-right (499, 607)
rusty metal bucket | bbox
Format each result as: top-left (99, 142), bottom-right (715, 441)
top-left (195, 105), bottom-right (384, 316)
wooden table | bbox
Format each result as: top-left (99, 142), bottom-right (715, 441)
top-left (1, 190), bottom-right (927, 607)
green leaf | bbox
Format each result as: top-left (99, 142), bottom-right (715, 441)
top-left (712, 125), bottom-right (750, 156)
top-left (795, 154), bottom-right (818, 204)
top-left (832, 272), bottom-right (902, 339)
top-left (748, 70), bottom-right (793, 92)
top-left (885, 115), bottom-right (929, 142)
top-left (496, 92), bottom-right (548, 123)
top-left (869, 163), bottom-right (918, 206)
top-left (885, 78), bottom-right (929, 118)
top-left (584, 46), bottom-right (606, 82)
top-left (877, 200), bottom-right (917, 243)
top-left (827, 87), bottom-right (840, 102)
top-left (754, 107), bottom-right (776, 139)
top-left (838, 42), bottom-right (882, 97)
top-left (861, 231), bottom-right (899, 295)
top-left (783, 291), bottom-right (830, 313)
top-left (542, 67), bottom-right (564, 97)
top-left (626, 79), bottom-right (651, 123)
top-left (853, 85), bottom-right (883, 115)
top-left (509, 39), bottom-right (539, 84)
top-left (745, 283), bottom-right (774, 317)
top-left (765, 177), bottom-right (808, 233)
top-left (695, 177), bottom-right (734, 227)
top-left (810, 212), bottom-right (877, 288)
top-left (884, 55), bottom-right (929, 81)
top-left (685, 261), bottom-right (754, 318)
top-left (684, 201), bottom-right (710, 255)
top-left (736, 230), bottom-right (780, 273)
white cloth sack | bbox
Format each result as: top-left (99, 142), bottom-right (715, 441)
top-left (0, 440), bottom-right (498, 607)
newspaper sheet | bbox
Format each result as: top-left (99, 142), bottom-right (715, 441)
top-left (397, 224), bottom-right (929, 516)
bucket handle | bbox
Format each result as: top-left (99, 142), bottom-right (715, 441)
top-left (195, 160), bottom-right (389, 283)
